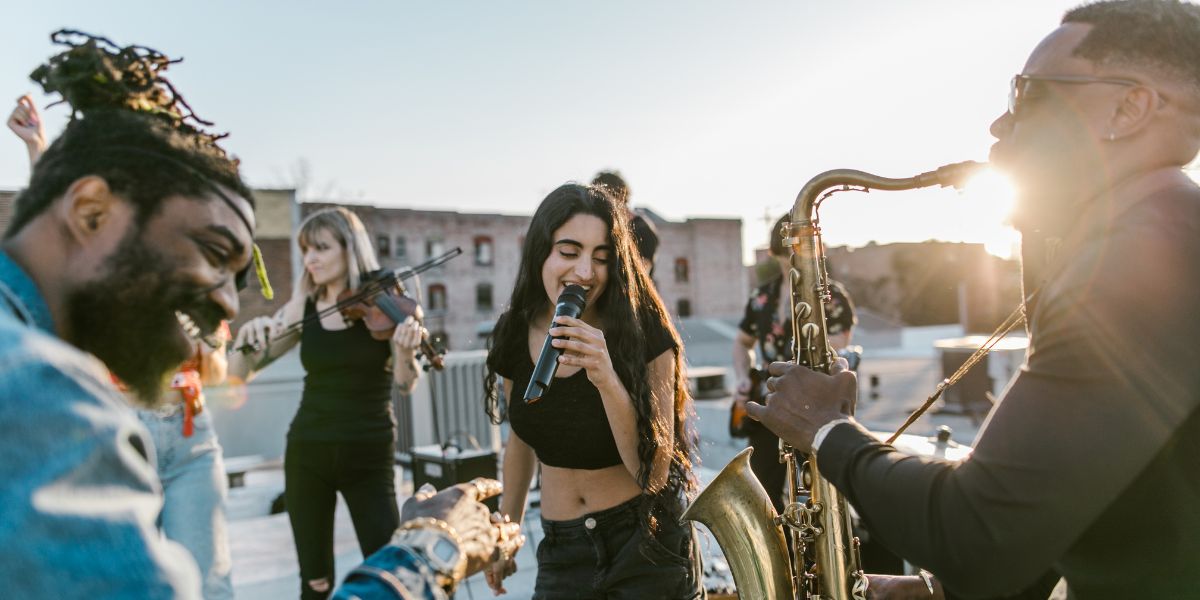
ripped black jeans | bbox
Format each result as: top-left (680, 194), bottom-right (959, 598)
top-left (534, 497), bottom-right (705, 600)
top-left (285, 440), bottom-right (399, 600)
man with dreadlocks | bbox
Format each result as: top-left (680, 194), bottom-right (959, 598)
top-left (0, 31), bottom-right (261, 598)
top-left (0, 31), bottom-right (522, 600)
top-left (9, 92), bottom-right (239, 599)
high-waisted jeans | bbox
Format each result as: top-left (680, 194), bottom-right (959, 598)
top-left (137, 408), bottom-right (233, 600)
top-left (534, 496), bottom-right (705, 600)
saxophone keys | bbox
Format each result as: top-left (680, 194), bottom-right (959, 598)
top-left (795, 301), bottom-right (813, 320)
top-left (801, 322), bottom-right (821, 341)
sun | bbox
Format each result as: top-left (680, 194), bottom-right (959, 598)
top-left (963, 169), bottom-right (1020, 259)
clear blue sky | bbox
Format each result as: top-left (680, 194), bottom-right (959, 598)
top-left (0, 1), bottom-right (1086, 260)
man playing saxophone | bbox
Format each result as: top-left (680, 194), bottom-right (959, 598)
top-left (747, 0), bottom-right (1200, 597)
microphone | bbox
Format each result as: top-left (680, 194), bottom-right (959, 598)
top-left (524, 284), bottom-right (588, 403)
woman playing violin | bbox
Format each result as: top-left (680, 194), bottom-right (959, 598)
top-left (229, 206), bottom-right (422, 600)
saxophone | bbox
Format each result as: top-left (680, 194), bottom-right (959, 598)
top-left (683, 161), bottom-right (984, 599)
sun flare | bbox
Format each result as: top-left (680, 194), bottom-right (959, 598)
top-left (964, 169), bottom-right (1019, 259)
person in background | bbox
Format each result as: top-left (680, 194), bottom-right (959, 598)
top-left (229, 206), bottom-right (424, 600)
top-left (592, 170), bottom-right (660, 276)
top-left (731, 213), bottom-right (855, 513)
top-left (6, 94), bottom-right (47, 166)
top-left (132, 326), bottom-right (236, 599)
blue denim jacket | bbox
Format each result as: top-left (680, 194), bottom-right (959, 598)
top-left (0, 251), bottom-right (201, 599)
top-left (334, 543), bottom-right (445, 600)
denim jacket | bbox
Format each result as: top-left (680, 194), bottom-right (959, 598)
top-left (0, 251), bottom-right (201, 599)
top-left (333, 543), bottom-right (446, 600)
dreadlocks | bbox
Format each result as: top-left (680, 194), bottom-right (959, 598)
top-left (8, 29), bottom-right (253, 237)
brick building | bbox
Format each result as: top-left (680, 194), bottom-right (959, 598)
top-left (743, 240), bottom-right (1022, 332)
top-left (825, 241), bottom-right (1021, 331)
top-left (302, 202), bottom-right (747, 351)
top-left (0, 188), bottom-right (746, 351)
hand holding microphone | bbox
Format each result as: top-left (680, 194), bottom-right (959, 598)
top-left (524, 285), bottom-right (588, 403)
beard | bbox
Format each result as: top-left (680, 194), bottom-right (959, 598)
top-left (66, 231), bottom-right (225, 408)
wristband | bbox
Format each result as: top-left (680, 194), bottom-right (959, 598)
top-left (392, 518), bottom-right (467, 594)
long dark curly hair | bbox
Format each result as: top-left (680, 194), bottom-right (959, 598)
top-left (484, 183), bottom-right (698, 536)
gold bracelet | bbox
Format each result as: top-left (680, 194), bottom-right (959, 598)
top-left (397, 517), bottom-right (464, 546)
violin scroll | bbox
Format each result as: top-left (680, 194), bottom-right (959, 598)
top-left (338, 274), bottom-right (446, 371)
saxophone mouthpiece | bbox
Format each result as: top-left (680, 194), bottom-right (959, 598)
top-left (933, 161), bottom-right (988, 190)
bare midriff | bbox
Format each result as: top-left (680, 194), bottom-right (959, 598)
top-left (538, 462), bottom-right (642, 520)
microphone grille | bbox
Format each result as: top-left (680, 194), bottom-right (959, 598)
top-left (559, 284), bottom-right (588, 309)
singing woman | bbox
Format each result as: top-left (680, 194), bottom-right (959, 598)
top-left (483, 183), bottom-right (702, 599)
top-left (229, 207), bottom-right (423, 600)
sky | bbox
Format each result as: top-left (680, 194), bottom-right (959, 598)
top-left (0, 1), bottom-right (1091, 262)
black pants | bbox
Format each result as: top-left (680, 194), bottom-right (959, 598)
top-left (285, 439), bottom-right (399, 600)
top-left (534, 497), bottom-right (704, 600)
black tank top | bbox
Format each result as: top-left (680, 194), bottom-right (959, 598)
top-left (289, 298), bottom-right (395, 442)
top-left (498, 321), bottom-right (676, 469)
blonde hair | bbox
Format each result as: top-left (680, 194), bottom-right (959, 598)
top-left (296, 207), bottom-right (380, 302)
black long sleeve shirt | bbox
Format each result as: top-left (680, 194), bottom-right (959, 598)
top-left (819, 176), bottom-right (1200, 599)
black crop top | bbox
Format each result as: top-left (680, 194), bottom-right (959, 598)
top-left (498, 322), bottom-right (677, 470)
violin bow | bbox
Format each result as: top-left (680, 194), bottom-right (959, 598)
top-left (233, 247), bottom-right (463, 354)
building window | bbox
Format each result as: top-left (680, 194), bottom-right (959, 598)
top-left (428, 284), bottom-right (447, 312)
top-left (376, 234), bottom-right (391, 257)
top-left (395, 236), bottom-right (407, 261)
top-left (674, 258), bottom-right (690, 283)
top-left (476, 283), bottom-right (494, 312)
top-left (474, 236), bottom-right (494, 266)
top-left (426, 238), bottom-right (446, 260)
top-left (677, 299), bottom-right (692, 317)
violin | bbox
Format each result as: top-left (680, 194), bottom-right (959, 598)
top-left (233, 248), bottom-right (462, 373)
top-left (338, 271), bottom-right (446, 371)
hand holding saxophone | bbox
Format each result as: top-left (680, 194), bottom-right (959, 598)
top-left (864, 573), bottom-right (944, 599)
top-left (744, 356), bottom-right (857, 453)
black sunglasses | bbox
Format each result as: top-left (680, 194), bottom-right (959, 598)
top-left (1008, 74), bottom-right (1140, 117)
